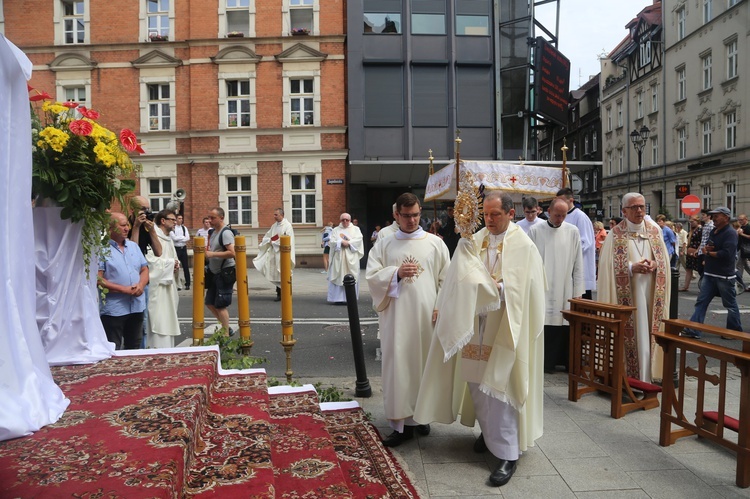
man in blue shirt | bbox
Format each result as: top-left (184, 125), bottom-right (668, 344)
top-left (682, 207), bottom-right (742, 339)
top-left (656, 215), bottom-right (677, 268)
top-left (98, 212), bottom-right (149, 349)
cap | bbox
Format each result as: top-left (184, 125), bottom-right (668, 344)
top-left (707, 206), bottom-right (731, 216)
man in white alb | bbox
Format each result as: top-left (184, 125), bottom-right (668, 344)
top-left (253, 208), bottom-right (295, 301)
top-left (557, 188), bottom-right (596, 299)
top-left (327, 213), bottom-right (364, 303)
top-left (516, 196), bottom-right (545, 234)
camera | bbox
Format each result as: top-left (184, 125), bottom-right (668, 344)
top-left (140, 209), bottom-right (155, 221)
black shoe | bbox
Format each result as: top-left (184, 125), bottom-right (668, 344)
top-left (382, 427), bottom-right (414, 447)
top-left (416, 424), bottom-right (430, 436)
top-left (679, 329), bottom-right (702, 339)
top-left (489, 459), bottom-right (517, 487)
top-left (185, 285), bottom-right (190, 290)
top-left (275, 287), bottom-right (282, 301)
top-left (473, 433), bottom-right (488, 453)
top-left (228, 327), bottom-right (235, 337)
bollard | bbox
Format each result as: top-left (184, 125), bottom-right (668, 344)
top-left (343, 274), bottom-right (372, 397)
top-left (280, 235), bottom-right (296, 383)
top-left (192, 236), bottom-right (206, 345)
top-left (670, 266), bottom-right (680, 387)
top-left (234, 236), bottom-right (253, 353)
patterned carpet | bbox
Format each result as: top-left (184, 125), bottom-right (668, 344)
top-left (0, 350), bottom-right (418, 498)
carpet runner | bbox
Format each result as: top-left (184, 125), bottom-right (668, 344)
top-left (0, 348), bottom-right (419, 498)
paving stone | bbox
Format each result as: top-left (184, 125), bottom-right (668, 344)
top-left (627, 469), bottom-right (716, 498)
top-left (423, 462), bottom-right (500, 497)
top-left (537, 431), bottom-right (607, 460)
top-left (552, 456), bottom-right (639, 491)
top-left (597, 439), bottom-right (686, 471)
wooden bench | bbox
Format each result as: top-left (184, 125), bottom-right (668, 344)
top-left (562, 299), bottom-right (661, 419)
top-left (655, 318), bottom-right (750, 488)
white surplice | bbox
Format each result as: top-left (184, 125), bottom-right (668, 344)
top-left (366, 228), bottom-right (450, 430)
top-left (565, 207), bottom-right (597, 291)
top-left (146, 227), bottom-right (180, 348)
top-left (327, 223), bottom-right (364, 302)
top-left (253, 218), bottom-right (295, 286)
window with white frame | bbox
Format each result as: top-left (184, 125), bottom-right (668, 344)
top-left (290, 174), bottom-right (316, 224)
top-left (703, 0), bottom-right (712, 24)
top-left (290, 78), bottom-right (313, 126)
top-left (702, 120), bottom-right (712, 155)
top-left (729, 0), bottom-right (739, 6)
top-left (227, 176), bottom-right (252, 225)
top-left (606, 107), bottom-right (612, 132)
top-left (64, 86), bottom-right (86, 105)
top-left (147, 0), bottom-right (169, 39)
top-left (726, 182), bottom-right (736, 217)
top-left (226, 0), bottom-right (250, 35)
top-left (63, 0), bottom-right (85, 44)
top-left (677, 7), bottom-right (685, 40)
top-left (289, 0), bottom-right (313, 34)
top-left (678, 127), bottom-right (687, 160)
top-left (593, 170), bottom-right (598, 190)
top-left (148, 178), bottom-right (172, 211)
top-left (592, 131), bottom-right (597, 152)
top-left (148, 83), bottom-right (171, 131)
top-left (726, 111), bottom-right (737, 149)
top-left (677, 67), bottom-right (686, 101)
top-left (584, 172), bottom-right (589, 192)
top-left (651, 137), bottom-right (658, 166)
top-left (226, 80), bottom-right (251, 127)
top-left (651, 83), bottom-right (658, 112)
top-left (607, 151), bottom-right (612, 175)
top-left (639, 40), bottom-right (651, 67)
top-left (702, 184), bottom-right (712, 210)
top-left (572, 142), bottom-right (577, 160)
top-left (636, 91), bottom-right (643, 118)
top-left (702, 53), bottom-right (712, 90)
top-left (584, 134), bottom-right (589, 155)
top-left (617, 147), bottom-right (623, 173)
top-left (616, 102), bottom-right (623, 128)
top-left (726, 39), bottom-right (738, 80)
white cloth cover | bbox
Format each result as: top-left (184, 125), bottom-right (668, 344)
top-left (0, 34), bottom-right (69, 441)
top-left (253, 218), bottom-right (295, 286)
top-left (146, 227), bottom-right (180, 348)
top-left (35, 207), bottom-right (116, 365)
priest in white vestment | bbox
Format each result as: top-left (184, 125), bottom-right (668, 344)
top-left (327, 213), bottom-right (364, 303)
top-left (145, 210), bottom-right (181, 348)
top-left (598, 192), bottom-right (672, 382)
top-left (366, 193), bottom-right (450, 447)
top-left (557, 188), bottom-right (596, 297)
top-left (415, 191), bottom-right (546, 487)
top-left (528, 198), bottom-right (584, 372)
top-left (253, 208), bottom-right (295, 301)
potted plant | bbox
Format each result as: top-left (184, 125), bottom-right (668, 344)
top-left (227, 31), bottom-right (244, 38)
top-left (291, 28), bottom-right (310, 36)
top-left (149, 33), bottom-right (168, 42)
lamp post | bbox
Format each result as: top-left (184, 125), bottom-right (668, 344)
top-left (630, 125), bottom-right (650, 194)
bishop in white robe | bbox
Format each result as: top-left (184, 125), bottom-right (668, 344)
top-left (145, 217), bottom-right (180, 349)
top-left (366, 194), bottom-right (450, 446)
top-left (253, 208), bottom-right (295, 300)
top-left (327, 213), bottom-right (364, 303)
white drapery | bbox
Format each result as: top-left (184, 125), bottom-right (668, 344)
top-left (0, 35), bottom-right (69, 441)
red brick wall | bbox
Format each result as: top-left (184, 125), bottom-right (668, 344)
top-left (190, 162), bottom-right (220, 228)
top-left (4, 1), bottom-right (53, 46)
top-left (92, 2), bottom-right (139, 43)
top-left (322, 159), bottom-right (347, 223)
top-left (257, 161), bottom-right (283, 226)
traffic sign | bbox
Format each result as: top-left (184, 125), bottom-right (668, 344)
top-left (681, 194), bottom-right (701, 216)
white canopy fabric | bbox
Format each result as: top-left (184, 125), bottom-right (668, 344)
top-left (0, 35), bottom-right (69, 441)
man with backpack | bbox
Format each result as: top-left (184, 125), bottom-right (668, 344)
top-left (205, 207), bottom-right (236, 335)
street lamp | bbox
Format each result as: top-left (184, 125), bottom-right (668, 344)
top-left (630, 125), bottom-right (650, 194)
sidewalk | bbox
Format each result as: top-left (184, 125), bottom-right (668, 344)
top-left (280, 268), bottom-right (749, 497)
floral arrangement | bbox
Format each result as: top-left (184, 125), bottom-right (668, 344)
top-left (227, 31), bottom-right (245, 37)
top-left (291, 28), bottom-right (310, 35)
top-left (149, 33), bottom-right (168, 41)
top-left (29, 86), bottom-right (141, 269)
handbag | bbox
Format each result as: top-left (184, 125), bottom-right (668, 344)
top-left (220, 265), bottom-right (236, 286)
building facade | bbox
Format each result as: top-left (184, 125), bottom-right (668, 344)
top-left (600, 0), bottom-right (748, 220)
top-left (2, 0), bottom-right (347, 261)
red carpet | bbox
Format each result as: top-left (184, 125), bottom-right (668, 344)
top-left (0, 350), bottom-right (420, 498)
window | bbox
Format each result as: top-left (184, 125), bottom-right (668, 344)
top-left (290, 78), bottom-right (313, 126)
top-left (289, 0), bottom-right (313, 34)
top-left (226, 0), bottom-right (250, 35)
top-left (726, 39), bottom-right (738, 80)
top-left (651, 137), bottom-right (658, 166)
top-left (607, 151), bottom-right (613, 175)
top-left (148, 178), bottom-right (172, 211)
top-left (617, 147), bottom-right (623, 173)
top-left (572, 142), bottom-right (577, 160)
top-left (616, 102), bottom-right (623, 128)
top-left (412, 14), bottom-right (445, 34)
top-left (227, 176), bottom-right (252, 225)
top-left (636, 91), bottom-right (643, 119)
top-left (592, 131), bottom-right (597, 152)
top-left (703, 0), bottom-right (712, 24)
top-left (726, 111), bottom-right (737, 149)
top-left (702, 120), bottom-right (712, 155)
top-left (640, 40), bottom-right (651, 67)
top-left (291, 174), bottom-right (316, 224)
top-left (677, 67), bottom-right (686, 101)
top-left (729, 0), bottom-right (739, 6)
top-left (678, 127), bottom-right (687, 160)
top-left (726, 182), bottom-right (736, 217)
top-left (606, 107), bottom-right (612, 132)
top-left (457, 66), bottom-right (493, 127)
top-left (702, 54), bottom-right (712, 90)
top-left (593, 170), bottom-right (598, 190)
top-left (677, 7), bottom-right (686, 40)
top-left (584, 172), bottom-right (589, 192)
top-left (64, 86), bottom-right (86, 106)
top-left (148, 84), bottom-right (171, 130)
top-left (702, 185), bottom-right (712, 210)
top-left (584, 134), bottom-right (589, 155)
top-left (412, 66), bottom-right (448, 126)
top-left (651, 83), bottom-right (658, 112)
top-left (364, 65), bottom-right (403, 126)
top-left (63, 0), bottom-right (85, 44)
top-left (226, 80), bottom-right (251, 127)
top-left (456, 15), bottom-right (488, 35)
top-left (147, 0), bottom-right (169, 38)
top-left (364, 13), bottom-right (401, 33)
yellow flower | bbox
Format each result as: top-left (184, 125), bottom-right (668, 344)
top-left (39, 127), bottom-right (70, 153)
top-left (42, 101), bottom-right (70, 115)
top-left (93, 141), bottom-right (117, 167)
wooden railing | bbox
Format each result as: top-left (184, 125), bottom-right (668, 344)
top-left (563, 299), bottom-right (661, 419)
top-left (655, 319), bottom-right (750, 488)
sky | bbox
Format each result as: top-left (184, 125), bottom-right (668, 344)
top-left (534, 0), bottom-right (655, 90)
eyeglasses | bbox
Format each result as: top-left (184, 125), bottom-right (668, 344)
top-left (624, 205), bottom-right (646, 211)
top-left (340, 218), bottom-right (350, 222)
top-left (398, 212), bottom-right (421, 219)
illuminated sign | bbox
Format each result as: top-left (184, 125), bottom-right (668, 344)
top-left (534, 37), bottom-right (571, 126)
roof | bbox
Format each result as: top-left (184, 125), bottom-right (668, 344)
top-left (607, 1), bottom-right (662, 60)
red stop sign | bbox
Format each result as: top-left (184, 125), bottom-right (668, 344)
top-left (681, 194), bottom-right (701, 216)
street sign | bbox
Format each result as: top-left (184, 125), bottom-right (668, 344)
top-left (681, 194), bottom-right (701, 216)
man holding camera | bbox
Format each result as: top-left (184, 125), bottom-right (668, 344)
top-left (128, 196), bottom-right (162, 257)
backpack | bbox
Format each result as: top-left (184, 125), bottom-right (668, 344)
top-left (208, 224), bottom-right (239, 250)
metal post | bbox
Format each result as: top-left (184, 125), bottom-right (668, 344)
top-left (343, 274), bottom-right (372, 397)
top-left (670, 267), bottom-right (680, 388)
top-left (192, 236), bottom-right (206, 345)
top-left (234, 235), bottom-right (253, 353)
top-left (280, 235), bottom-right (296, 383)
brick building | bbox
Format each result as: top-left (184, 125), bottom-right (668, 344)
top-left (2, 0), bottom-right (347, 262)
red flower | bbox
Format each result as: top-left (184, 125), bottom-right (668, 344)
top-left (120, 129), bottom-right (145, 154)
top-left (62, 101), bottom-right (79, 109)
top-left (28, 89), bottom-right (52, 101)
top-left (69, 119), bottom-right (93, 136)
top-left (78, 106), bottom-right (100, 120)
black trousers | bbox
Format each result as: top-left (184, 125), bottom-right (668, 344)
top-left (101, 312), bottom-right (144, 350)
top-left (175, 246), bottom-right (190, 287)
top-left (544, 324), bottom-right (570, 371)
